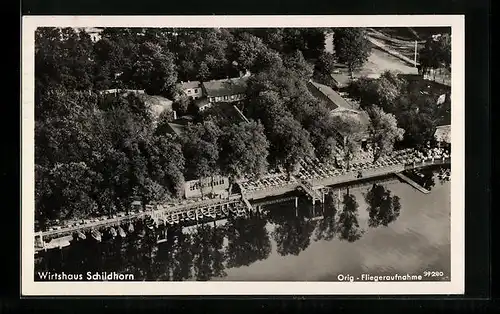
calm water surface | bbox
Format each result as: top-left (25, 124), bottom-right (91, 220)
top-left (35, 167), bottom-right (451, 281)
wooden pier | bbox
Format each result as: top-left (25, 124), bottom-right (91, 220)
top-left (394, 172), bottom-right (430, 194)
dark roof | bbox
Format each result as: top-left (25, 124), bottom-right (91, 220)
top-left (308, 80), bottom-right (355, 110)
top-left (177, 81), bottom-right (201, 90)
top-left (202, 77), bottom-right (249, 97)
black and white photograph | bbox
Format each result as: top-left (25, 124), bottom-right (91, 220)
top-left (21, 15), bottom-right (464, 295)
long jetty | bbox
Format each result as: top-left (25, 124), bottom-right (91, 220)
top-left (34, 156), bottom-right (450, 252)
top-left (394, 172), bottom-right (430, 194)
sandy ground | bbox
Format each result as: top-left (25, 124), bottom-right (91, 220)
top-left (324, 32), bottom-right (418, 82)
top-left (359, 47), bottom-right (418, 77)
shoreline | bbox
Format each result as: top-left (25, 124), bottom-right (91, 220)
top-left (35, 156), bottom-right (450, 252)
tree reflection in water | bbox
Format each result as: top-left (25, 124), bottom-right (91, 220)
top-left (191, 223), bottom-right (226, 281)
top-left (269, 203), bottom-right (316, 256)
top-left (314, 192), bottom-right (337, 242)
top-left (151, 226), bottom-right (176, 281)
top-left (169, 227), bottom-right (194, 281)
top-left (224, 212), bottom-right (271, 268)
top-left (336, 193), bottom-right (364, 242)
top-left (365, 184), bottom-right (401, 228)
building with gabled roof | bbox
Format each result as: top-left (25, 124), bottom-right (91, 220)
top-left (202, 76), bottom-right (249, 104)
top-left (307, 80), bottom-right (356, 111)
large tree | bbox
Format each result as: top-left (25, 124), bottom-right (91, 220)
top-left (304, 108), bottom-right (339, 162)
top-left (419, 33), bottom-right (451, 73)
top-left (366, 105), bottom-right (405, 160)
top-left (94, 28), bottom-right (147, 90)
top-left (315, 51), bottom-right (337, 76)
top-left (347, 71), bottom-right (406, 113)
top-left (231, 32), bottom-right (268, 72)
top-left (333, 28), bottom-right (370, 78)
top-left (396, 94), bottom-right (438, 147)
top-left (35, 27), bottom-right (95, 93)
top-left (148, 135), bottom-right (186, 198)
top-left (330, 113), bottom-right (367, 167)
top-left (129, 42), bottom-right (178, 97)
top-left (172, 28), bottom-right (234, 81)
top-left (283, 50), bottom-right (314, 79)
top-left (181, 121), bottom-right (221, 186)
top-left (218, 121), bottom-right (270, 194)
top-left (269, 115), bottom-right (314, 175)
top-left (38, 162), bottom-right (99, 221)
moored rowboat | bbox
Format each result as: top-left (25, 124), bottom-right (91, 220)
top-left (118, 226), bottom-right (126, 237)
top-left (76, 230), bottom-right (86, 240)
top-left (91, 229), bottom-right (102, 242)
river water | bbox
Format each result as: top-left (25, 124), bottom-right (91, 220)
top-left (35, 167), bottom-right (451, 281)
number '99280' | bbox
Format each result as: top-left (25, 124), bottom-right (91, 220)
top-left (423, 271), bottom-right (444, 277)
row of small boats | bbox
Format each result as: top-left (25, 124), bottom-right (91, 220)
top-left (72, 203), bottom-right (249, 242)
top-left (73, 223), bottom-right (135, 242)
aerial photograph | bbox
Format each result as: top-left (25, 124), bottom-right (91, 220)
top-left (33, 26), bottom-right (452, 281)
